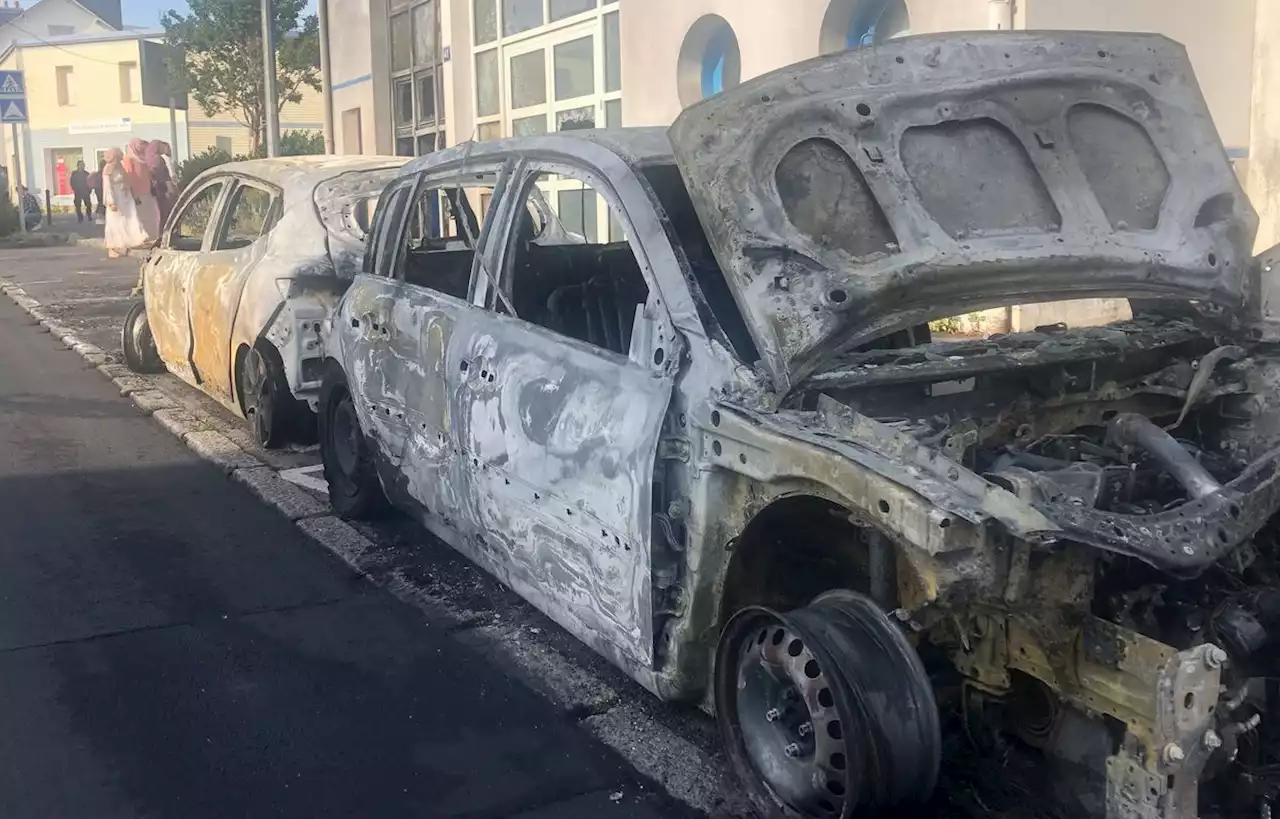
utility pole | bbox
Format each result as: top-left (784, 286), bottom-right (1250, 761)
top-left (318, 0), bottom-right (334, 154)
top-left (261, 0), bottom-right (281, 157)
top-left (10, 122), bottom-right (24, 234)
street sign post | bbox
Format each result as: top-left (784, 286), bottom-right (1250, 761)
top-left (0, 69), bottom-right (27, 233)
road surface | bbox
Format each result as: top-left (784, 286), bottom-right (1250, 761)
top-left (0, 285), bottom-right (695, 818)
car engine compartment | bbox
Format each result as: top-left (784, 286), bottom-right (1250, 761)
top-left (788, 313), bottom-right (1280, 819)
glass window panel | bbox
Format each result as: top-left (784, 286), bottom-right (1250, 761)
top-left (476, 50), bottom-right (500, 116)
top-left (412, 1), bottom-right (438, 66)
top-left (478, 121), bottom-right (502, 140)
top-left (394, 78), bottom-right (413, 125)
top-left (604, 98), bottom-right (621, 128)
top-left (473, 0), bottom-right (497, 44)
top-left (391, 11), bottom-right (411, 72)
top-left (502, 0), bottom-right (542, 36)
top-left (557, 188), bottom-right (598, 243)
top-left (417, 132), bottom-right (441, 155)
top-left (550, 0), bottom-right (594, 21)
top-left (556, 105), bottom-right (595, 131)
top-left (416, 71), bottom-right (436, 123)
top-left (604, 12), bottom-right (620, 92)
top-left (608, 209), bottom-right (624, 243)
top-left (512, 114), bottom-right (548, 136)
top-left (510, 50), bottom-right (546, 108)
top-left (396, 137), bottom-right (415, 156)
top-left (553, 36), bottom-right (594, 101)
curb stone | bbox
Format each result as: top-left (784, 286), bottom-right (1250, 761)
top-left (232, 466), bottom-right (330, 520)
top-left (0, 279), bottom-right (733, 818)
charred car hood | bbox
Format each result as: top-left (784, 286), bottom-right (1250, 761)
top-left (668, 32), bottom-right (1259, 393)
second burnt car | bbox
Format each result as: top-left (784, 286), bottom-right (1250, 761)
top-left (320, 32), bottom-right (1280, 819)
top-left (122, 156), bottom-right (406, 447)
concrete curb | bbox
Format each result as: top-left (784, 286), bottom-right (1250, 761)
top-left (0, 276), bottom-right (740, 819)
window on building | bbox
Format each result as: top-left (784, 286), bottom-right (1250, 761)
top-left (215, 136), bottom-right (233, 154)
top-left (550, 0), bottom-right (595, 22)
top-left (48, 24), bottom-right (74, 36)
top-left (396, 137), bottom-right (415, 157)
top-left (399, 174), bottom-right (500, 299)
top-left (509, 50), bottom-right (546, 108)
top-left (412, 0), bottom-right (438, 65)
top-left (604, 98), bottom-right (621, 128)
top-left (478, 122), bottom-right (502, 141)
top-left (216, 184), bottom-right (276, 250)
top-left (476, 50), bottom-right (500, 117)
top-left (416, 71), bottom-right (437, 124)
top-left (474, 0), bottom-right (497, 44)
top-left (502, 169), bottom-right (648, 357)
top-left (556, 106), bottom-right (594, 130)
top-left (553, 36), bottom-right (594, 100)
top-left (55, 66), bottom-right (73, 106)
top-left (391, 10), bottom-right (412, 72)
top-left (604, 12), bottom-right (620, 92)
top-left (503, 0), bottom-right (543, 36)
top-left (118, 61), bottom-right (138, 103)
top-left (676, 15), bottom-right (740, 105)
top-left (342, 108), bottom-right (364, 153)
top-left (395, 78), bottom-right (414, 126)
top-left (512, 115), bottom-right (547, 136)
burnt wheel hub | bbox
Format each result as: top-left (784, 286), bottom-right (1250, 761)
top-left (716, 590), bottom-right (941, 818)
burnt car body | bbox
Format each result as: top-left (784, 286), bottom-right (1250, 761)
top-left (123, 156), bottom-right (406, 447)
top-left (320, 32), bottom-right (1280, 819)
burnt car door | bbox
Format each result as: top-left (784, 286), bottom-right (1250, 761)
top-left (443, 157), bottom-right (680, 668)
top-left (388, 163), bottom-right (508, 521)
top-left (335, 176), bottom-right (416, 464)
top-left (143, 177), bottom-right (229, 383)
top-left (187, 177), bottom-right (280, 401)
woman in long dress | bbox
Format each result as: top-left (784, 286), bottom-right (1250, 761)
top-left (124, 138), bottom-right (161, 241)
top-left (102, 143), bottom-right (159, 257)
top-left (146, 140), bottom-right (177, 228)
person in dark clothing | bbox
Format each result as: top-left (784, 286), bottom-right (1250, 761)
top-left (70, 160), bottom-right (92, 223)
top-left (87, 167), bottom-right (104, 222)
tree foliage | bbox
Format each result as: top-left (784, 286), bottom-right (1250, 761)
top-left (163, 0), bottom-right (321, 154)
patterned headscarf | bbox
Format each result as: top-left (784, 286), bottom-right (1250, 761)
top-left (123, 139), bottom-right (152, 198)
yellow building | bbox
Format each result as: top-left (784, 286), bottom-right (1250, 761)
top-left (1, 26), bottom-right (324, 204)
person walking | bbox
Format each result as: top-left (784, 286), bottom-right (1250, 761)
top-left (103, 147), bottom-right (154, 258)
top-left (69, 160), bottom-right (92, 223)
top-left (87, 165), bottom-right (105, 223)
top-left (146, 140), bottom-right (177, 228)
top-left (123, 139), bottom-right (160, 242)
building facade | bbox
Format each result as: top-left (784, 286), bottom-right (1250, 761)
top-left (325, 0), bottom-right (1280, 251)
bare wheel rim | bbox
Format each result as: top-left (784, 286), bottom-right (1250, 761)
top-left (715, 590), bottom-right (941, 819)
top-left (330, 394), bottom-right (360, 479)
top-left (127, 309), bottom-right (151, 358)
top-left (243, 348), bottom-right (271, 441)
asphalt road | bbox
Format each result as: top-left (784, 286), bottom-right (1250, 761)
top-left (0, 286), bottom-right (694, 817)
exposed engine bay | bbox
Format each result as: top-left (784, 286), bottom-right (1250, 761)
top-left (792, 312), bottom-right (1280, 819)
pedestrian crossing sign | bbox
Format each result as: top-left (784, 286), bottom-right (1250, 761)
top-left (1, 99), bottom-right (26, 123)
top-left (0, 70), bottom-right (25, 123)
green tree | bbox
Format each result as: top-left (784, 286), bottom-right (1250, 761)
top-left (162, 0), bottom-right (321, 154)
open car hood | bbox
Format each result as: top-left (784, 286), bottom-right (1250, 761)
top-left (668, 32), bottom-right (1258, 393)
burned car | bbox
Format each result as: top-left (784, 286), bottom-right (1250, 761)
top-left (320, 32), bottom-right (1280, 819)
top-left (122, 156), bottom-right (405, 447)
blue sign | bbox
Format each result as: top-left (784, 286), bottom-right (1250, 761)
top-left (0, 70), bottom-right (27, 124)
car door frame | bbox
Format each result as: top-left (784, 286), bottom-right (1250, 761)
top-left (333, 175), bottom-right (419, 472)
top-left (376, 159), bottom-right (514, 529)
top-left (186, 174), bottom-right (283, 401)
top-left (438, 150), bottom-right (685, 671)
top-left (144, 175), bottom-right (234, 384)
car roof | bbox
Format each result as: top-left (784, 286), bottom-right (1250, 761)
top-left (205, 155), bottom-right (408, 195)
top-left (401, 127), bottom-right (675, 176)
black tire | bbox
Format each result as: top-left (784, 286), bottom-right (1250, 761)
top-left (318, 363), bottom-right (389, 519)
top-left (121, 300), bottom-right (164, 374)
top-left (239, 344), bottom-right (296, 450)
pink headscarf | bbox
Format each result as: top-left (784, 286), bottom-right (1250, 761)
top-left (102, 146), bottom-right (123, 174)
top-left (123, 138), bottom-right (152, 198)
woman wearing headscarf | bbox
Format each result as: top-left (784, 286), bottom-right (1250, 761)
top-left (124, 138), bottom-right (161, 242)
top-left (146, 140), bottom-right (177, 227)
top-left (103, 142), bottom-right (157, 257)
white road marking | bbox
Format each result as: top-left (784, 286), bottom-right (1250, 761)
top-left (13, 278), bottom-right (65, 286)
top-left (57, 295), bottom-right (137, 304)
top-left (279, 464), bottom-right (329, 494)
